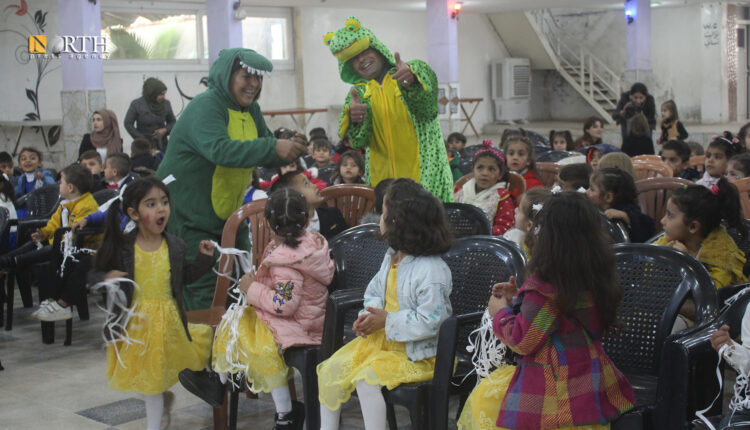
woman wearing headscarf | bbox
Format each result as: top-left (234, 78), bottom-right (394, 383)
top-left (78, 109), bottom-right (123, 160)
top-left (124, 77), bottom-right (177, 151)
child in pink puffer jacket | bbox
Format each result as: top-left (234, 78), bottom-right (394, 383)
top-left (180, 187), bottom-right (335, 429)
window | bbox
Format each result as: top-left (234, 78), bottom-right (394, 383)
top-left (238, 7), bottom-right (294, 70)
top-left (102, 12), bottom-right (205, 61)
top-left (100, 5), bottom-right (293, 71)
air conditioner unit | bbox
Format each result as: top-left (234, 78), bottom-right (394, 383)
top-left (491, 58), bottom-right (531, 123)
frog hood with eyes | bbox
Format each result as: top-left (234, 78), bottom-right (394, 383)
top-left (323, 17), bottom-right (396, 85)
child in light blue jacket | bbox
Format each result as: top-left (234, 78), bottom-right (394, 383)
top-left (317, 178), bottom-right (454, 430)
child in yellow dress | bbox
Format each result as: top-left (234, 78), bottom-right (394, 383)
top-left (180, 187), bottom-right (335, 429)
top-left (89, 177), bottom-right (216, 430)
top-left (317, 178), bottom-right (454, 430)
top-left (656, 178), bottom-right (747, 289)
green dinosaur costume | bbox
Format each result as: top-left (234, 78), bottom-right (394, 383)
top-left (324, 17), bottom-right (453, 202)
top-left (156, 48), bottom-right (286, 310)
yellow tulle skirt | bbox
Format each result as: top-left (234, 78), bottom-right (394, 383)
top-left (106, 299), bottom-right (212, 395)
top-left (317, 328), bottom-right (436, 410)
top-left (457, 366), bottom-right (610, 430)
top-left (212, 306), bottom-right (291, 393)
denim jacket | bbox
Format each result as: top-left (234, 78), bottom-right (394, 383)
top-left (361, 248), bottom-right (452, 362)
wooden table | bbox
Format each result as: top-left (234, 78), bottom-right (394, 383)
top-left (262, 108), bottom-right (328, 132)
top-left (0, 119), bottom-right (62, 155)
top-left (457, 98), bottom-right (483, 138)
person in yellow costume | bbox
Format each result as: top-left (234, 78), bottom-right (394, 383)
top-left (323, 17), bottom-right (454, 202)
top-left (88, 177), bottom-right (218, 430)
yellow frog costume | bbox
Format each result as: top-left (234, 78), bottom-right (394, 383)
top-left (324, 17), bottom-right (454, 202)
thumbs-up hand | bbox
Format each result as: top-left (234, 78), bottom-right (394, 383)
top-left (349, 87), bottom-right (367, 124)
top-left (391, 52), bottom-right (415, 87)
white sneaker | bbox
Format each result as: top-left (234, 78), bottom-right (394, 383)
top-left (30, 299), bottom-right (55, 318)
top-left (35, 302), bottom-right (72, 321)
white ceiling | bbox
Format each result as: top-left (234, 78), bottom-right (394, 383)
top-left (234, 0), bottom-right (726, 13)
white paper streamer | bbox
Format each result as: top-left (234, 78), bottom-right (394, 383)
top-left (457, 309), bottom-right (508, 387)
top-left (89, 277), bottom-right (146, 369)
top-left (59, 230), bottom-right (96, 278)
top-left (208, 241), bottom-right (257, 391)
top-left (694, 285), bottom-right (750, 430)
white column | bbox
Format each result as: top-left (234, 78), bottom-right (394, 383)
top-left (206, 0), bottom-right (243, 65)
top-left (426, 0), bottom-right (459, 82)
top-left (426, 0), bottom-right (460, 131)
top-left (624, 0), bottom-right (653, 86)
top-left (58, 0), bottom-right (106, 165)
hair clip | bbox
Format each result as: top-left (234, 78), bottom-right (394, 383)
top-left (473, 139), bottom-right (506, 164)
top-left (550, 185), bottom-right (562, 194)
top-left (296, 223), bottom-right (302, 228)
top-left (710, 184), bottom-right (720, 195)
top-left (532, 203), bottom-right (543, 213)
top-left (533, 225), bottom-right (541, 235)
top-left (270, 209), bottom-right (275, 214)
top-left (577, 187), bottom-right (587, 194)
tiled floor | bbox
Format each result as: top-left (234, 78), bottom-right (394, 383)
top-left (0, 291), bottom-right (456, 429)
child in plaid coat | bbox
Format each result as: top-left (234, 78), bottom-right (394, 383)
top-left (462, 191), bottom-right (635, 430)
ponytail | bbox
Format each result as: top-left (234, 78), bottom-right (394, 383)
top-left (716, 178), bottom-right (747, 240)
top-left (93, 202), bottom-right (126, 272)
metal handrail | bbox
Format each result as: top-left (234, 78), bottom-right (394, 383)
top-left (528, 9), bottom-right (621, 99)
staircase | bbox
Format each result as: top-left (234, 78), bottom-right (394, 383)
top-left (525, 10), bottom-right (621, 123)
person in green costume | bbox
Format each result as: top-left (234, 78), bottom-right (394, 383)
top-left (323, 17), bottom-right (453, 202)
top-left (156, 48), bottom-right (307, 310)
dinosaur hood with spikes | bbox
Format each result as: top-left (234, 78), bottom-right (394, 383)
top-left (323, 17), bottom-right (395, 84)
top-left (208, 47), bottom-right (273, 110)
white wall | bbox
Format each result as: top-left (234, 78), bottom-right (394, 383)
top-left (0, 0), bottom-right (62, 120)
top-left (456, 12), bottom-right (510, 133)
top-left (550, 3), bottom-right (730, 123)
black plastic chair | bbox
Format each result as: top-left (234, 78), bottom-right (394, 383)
top-left (256, 166), bottom-right (276, 182)
top-left (444, 202), bottom-right (492, 238)
top-left (601, 213), bottom-right (630, 244)
top-left (328, 224), bottom-right (389, 294)
top-left (385, 235), bottom-right (527, 430)
top-left (303, 154), bottom-right (314, 169)
top-left (680, 287), bottom-right (750, 430)
top-left (0, 207), bottom-right (12, 328)
top-left (460, 145), bottom-right (484, 162)
top-left (15, 183), bottom-right (60, 218)
top-left (605, 243), bottom-right (720, 429)
top-left (317, 166), bottom-right (336, 185)
top-left (535, 150), bottom-right (579, 163)
top-left (458, 159), bottom-right (473, 176)
top-left (92, 188), bottom-right (118, 205)
top-left (725, 219), bottom-right (750, 258)
top-left (3, 185), bottom-right (61, 327)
